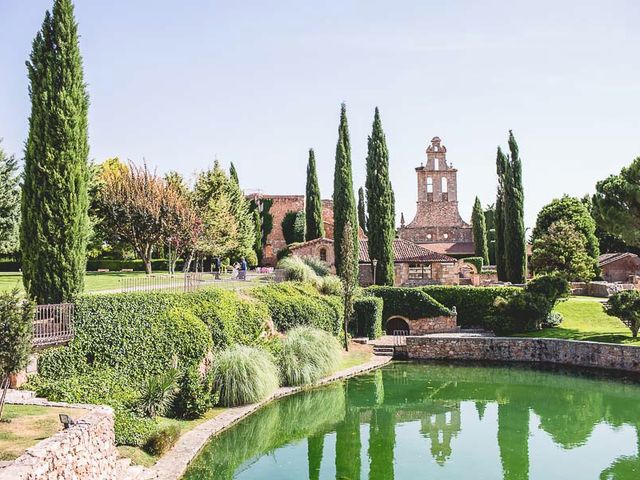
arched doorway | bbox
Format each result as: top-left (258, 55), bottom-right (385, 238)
top-left (385, 317), bottom-right (410, 336)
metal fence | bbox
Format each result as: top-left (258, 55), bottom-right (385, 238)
top-left (392, 330), bottom-right (409, 346)
top-left (33, 303), bottom-right (74, 347)
top-left (120, 272), bottom-right (208, 293)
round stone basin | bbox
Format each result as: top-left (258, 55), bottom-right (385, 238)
top-left (182, 362), bottom-right (640, 479)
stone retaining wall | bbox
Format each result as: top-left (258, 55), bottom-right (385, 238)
top-left (0, 407), bottom-right (118, 480)
top-left (406, 336), bottom-right (640, 373)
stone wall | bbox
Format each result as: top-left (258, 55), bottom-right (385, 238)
top-left (406, 336), bottom-right (640, 374)
top-left (0, 407), bottom-right (118, 480)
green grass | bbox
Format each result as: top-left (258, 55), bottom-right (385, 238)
top-left (0, 404), bottom-right (88, 460)
top-left (0, 271), bottom-right (268, 294)
top-left (117, 408), bottom-right (225, 467)
top-left (338, 348), bottom-right (373, 370)
top-left (515, 296), bottom-right (640, 345)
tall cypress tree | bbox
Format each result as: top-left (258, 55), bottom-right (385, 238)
top-left (22, 0), bottom-right (89, 303)
top-left (305, 148), bottom-right (325, 240)
top-left (495, 147), bottom-right (508, 281)
top-left (504, 131), bottom-right (527, 283)
top-left (365, 107), bottom-right (395, 285)
top-left (357, 187), bottom-right (367, 236)
top-left (472, 196), bottom-right (490, 266)
top-left (229, 162), bottom-right (239, 185)
top-left (333, 103), bottom-right (359, 278)
top-left (0, 141), bottom-right (20, 255)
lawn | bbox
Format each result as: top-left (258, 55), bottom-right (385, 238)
top-left (516, 295), bottom-right (640, 346)
top-left (0, 404), bottom-right (88, 461)
top-left (0, 271), bottom-right (268, 295)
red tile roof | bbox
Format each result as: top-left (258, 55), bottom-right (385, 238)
top-left (359, 239), bottom-right (456, 264)
top-left (599, 252), bottom-right (639, 267)
top-left (419, 242), bottom-right (476, 256)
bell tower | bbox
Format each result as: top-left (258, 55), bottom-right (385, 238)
top-left (399, 137), bottom-right (473, 248)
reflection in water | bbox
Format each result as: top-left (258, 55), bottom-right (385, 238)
top-left (183, 363), bottom-right (640, 480)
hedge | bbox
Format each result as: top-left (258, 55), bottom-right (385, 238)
top-left (352, 297), bottom-right (383, 339)
top-left (462, 256), bottom-right (483, 273)
top-left (421, 285), bottom-right (520, 328)
top-left (366, 286), bottom-right (452, 321)
top-left (252, 282), bottom-right (343, 335)
top-left (38, 289), bottom-right (271, 381)
top-left (86, 259), bottom-right (182, 272)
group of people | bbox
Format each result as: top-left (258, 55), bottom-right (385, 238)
top-left (213, 257), bottom-right (248, 281)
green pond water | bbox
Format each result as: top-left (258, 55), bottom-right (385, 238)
top-left (182, 362), bottom-right (640, 480)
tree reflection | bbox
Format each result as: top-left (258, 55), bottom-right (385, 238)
top-left (497, 403), bottom-right (530, 480)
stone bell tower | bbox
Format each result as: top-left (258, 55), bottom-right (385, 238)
top-left (399, 137), bottom-right (473, 250)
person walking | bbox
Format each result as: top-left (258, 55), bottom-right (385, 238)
top-left (239, 257), bottom-right (248, 281)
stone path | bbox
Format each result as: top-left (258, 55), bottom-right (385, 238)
top-left (137, 354), bottom-right (392, 480)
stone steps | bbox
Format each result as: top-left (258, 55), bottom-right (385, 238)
top-left (5, 389), bottom-right (35, 402)
top-left (373, 345), bottom-right (395, 356)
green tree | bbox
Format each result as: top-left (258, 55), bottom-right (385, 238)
top-left (305, 149), bottom-right (325, 240)
top-left (281, 211), bottom-right (305, 244)
top-left (472, 197), bottom-right (490, 266)
top-left (229, 162), bottom-right (239, 185)
top-left (484, 204), bottom-right (496, 265)
top-left (0, 290), bottom-right (34, 420)
top-left (224, 163), bottom-right (255, 259)
top-left (530, 220), bottom-right (595, 281)
top-left (606, 290), bottom-right (640, 337)
top-left (339, 220), bottom-right (358, 351)
top-left (21, 0), bottom-right (90, 303)
top-left (333, 103), bottom-right (359, 278)
top-left (357, 187), bottom-right (368, 236)
top-left (532, 195), bottom-right (600, 277)
top-left (503, 131), bottom-right (527, 283)
top-left (252, 208), bottom-right (263, 263)
top-left (0, 141), bottom-right (20, 255)
top-left (592, 157), bottom-right (640, 250)
top-left (365, 108), bottom-right (396, 286)
top-left (495, 147), bottom-right (508, 280)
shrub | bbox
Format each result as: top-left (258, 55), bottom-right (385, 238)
top-left (462, 256), bottom-right (483, 273)
top-left (85, 258), bottom-right (181, 272)
top-left (605, 290), bottom-right (640, 337)
top-left (114, 407), bottom-right (157, 447)
top-left (352, 297), bottom-right (383, 339)
top-left (252, 283), bottom-right (343, 334)
top-left (301, 256), bottom-right (331, 277)
top-left (543, 311), bottom-right (563, 328)
top-left (137, 369), bottom-right (179, 418)
top-left (319, 275), bottom-right (343, 296)
top-left (277, 256), bottom-right (319, 284)
top-left (212, 345), bottom-right (279, 407)
top-left (421, 285), bottom-right (520, 328)
top-left (487, 291), bottom-right (552, 334)
top-left (173, 365), bottom-right (212, 420)
top-left (144, 425), bottom-right (181, 456)
top-left (525, 273), bottom-right (570, 308)
top-left (278, 327), bottom-right (341, 386)
top-left (367, 286), bottom-right (451, 321)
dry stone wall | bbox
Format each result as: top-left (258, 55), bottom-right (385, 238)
top-left (0, 407), bottom-right (118, 480)
top-left (406, 336), bottom-right (640, 374)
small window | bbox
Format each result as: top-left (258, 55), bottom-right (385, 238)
top-left (441, 177), bottom-right (448, 193)
top-left (319, 248), bottom-right (327, 262)
top-left (443, 233), bottom-right (449, 240)
top-left (427, 177), bottom-right (433, 193)
top-left (427, 234), bottom-right (432, 240)
top-left (433, 157), bottom-right (439, 171)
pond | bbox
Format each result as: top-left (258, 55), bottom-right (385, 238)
top-left (182, 362), bottom-right (640, 479)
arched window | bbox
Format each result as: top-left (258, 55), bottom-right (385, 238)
top-left (319, 248), bottom-right (327, 262)
top-left (433, 157), bottom-right (439, 171)
top-left (427, 177), bottom-right (433, 193)
top-left (441, 177), bottom-right (448, 193)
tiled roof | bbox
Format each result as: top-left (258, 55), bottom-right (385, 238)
top-left (359, 239), bottom-right (456, 263)
top-left (599, 252), bottom-right (639, 267)
top-left (289, 237), bottom-right (333, 251)
top-left (420, 242), bottom-right (476, 256)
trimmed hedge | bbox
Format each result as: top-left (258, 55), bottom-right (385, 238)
top-left (366, 286), bottom-right (452, 321)
top-left (421, 285), bottom-right (520, 328)
top-left (352, 297), bottom-right (383, 339)
top-left (462, 256), bottom-right (483, 273)
top-left (252, 282), bottom-right (343, 335)
top-left (86, 259), bottom-right (182, 272)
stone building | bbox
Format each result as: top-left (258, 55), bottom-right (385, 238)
top-left (398, 137), bottom-right (475, 257)
top-left (598, 252), bottom-right (640, 283)
top-left (246, 194), bottom-right (334, 266)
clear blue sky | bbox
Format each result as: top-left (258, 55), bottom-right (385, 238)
top-left (2, 0), bottom-right (639, 229)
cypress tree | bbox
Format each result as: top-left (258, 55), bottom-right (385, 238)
top-left (229, 162), bottom-right (239, 185)
top-left (305, 148), bottom-right (325, 240)
top-left (333, 103), bottom-right (359, 278)
top-left (495, 147), bottom-right (508, 281)
top-left (472, 196), bottom-right (490, 266)
top-left (22, 0), bottom-right (89, 303)
top-left (0, 141), bottom-right (20, 255)
top-left (365, 107), bottom-right (395, 285)
top-left (504, 131), bottom-right (527, 283)
top-left (357, 187), bottom-right (367, 236)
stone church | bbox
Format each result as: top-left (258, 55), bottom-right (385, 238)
top-left (398, 137), bottom-right (475, 257)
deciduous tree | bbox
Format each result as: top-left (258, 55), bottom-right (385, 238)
top-left (21, 0), bottom-right (89, 303)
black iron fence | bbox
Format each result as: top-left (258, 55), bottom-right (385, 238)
top-left (32, 303), bottom-right (74, 347)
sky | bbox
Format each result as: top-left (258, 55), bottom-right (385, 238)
top-left (1, 0), bottom-right (640, 230)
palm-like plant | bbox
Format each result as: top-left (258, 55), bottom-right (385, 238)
top-left (137, 368), bottom-right (179, 418)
